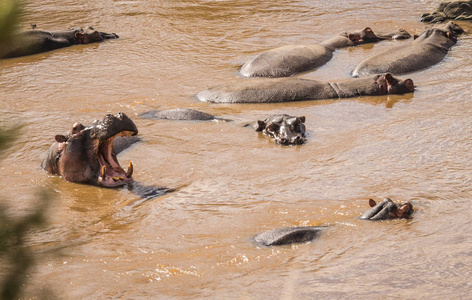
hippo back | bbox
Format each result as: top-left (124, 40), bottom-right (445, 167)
top-left (254, 226), bottom-right (324, 246)
top-left (240, 44), bottom-right (333, 78)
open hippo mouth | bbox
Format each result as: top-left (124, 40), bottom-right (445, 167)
top-left (97, 131), bottom-right (135, 187)
top-left (92, 113), bottom-right (138, 187)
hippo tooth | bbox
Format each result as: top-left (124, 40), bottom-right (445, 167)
top-left (112, 177), bottom-right (124, 181)
top-left (126, 162), bottom-right (133, 178)
top-left (101, 165), bottom-right (106, 178)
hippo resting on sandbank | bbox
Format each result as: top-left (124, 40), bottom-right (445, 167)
top-left (197, 73), bottom-right (414, 104)
top-left (139, 108), bottom-right (217, 121)
top-left (421, 0), bottom-right (472, 23)
top-left (254, 198), bottom-right (413, 246)
top-left (240, 28), bottom-right (411, 78)
top-left (1, 26), bottom-right (118, 59)
top-left (352, 24), bottom-right (462, 77)
top-left (42, 113), bottom-right (137, 187)
top-left (252, 114), bottom-right (306, 145)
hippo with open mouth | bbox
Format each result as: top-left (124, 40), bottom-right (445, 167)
top-left (42, 112), bottom-right (137, 187)
top-left (254, 198), bottom-right (414, 246)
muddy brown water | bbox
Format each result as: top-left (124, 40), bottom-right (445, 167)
top-left (1, 0), bottom-right (471, 298)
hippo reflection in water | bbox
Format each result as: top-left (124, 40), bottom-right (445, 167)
top-left (1, 26), bottom-right (119, 59)
top-left (197, 74), bottom-right (414, 104)
top-left (253, 114), bottom-right (306, 145)
top-left (254, 198), bottom-right (414, 246)
top-left (42, 113), bottom-right (137, 188)
top-left (240, 27), bottom-right (411, 78)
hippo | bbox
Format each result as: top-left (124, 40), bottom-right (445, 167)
top-left (434, 20), bottom-right (466, 35)
top-left (252, 114), bottom-right (306, 145)
top-left (41, 113), bottom-right (137, 187)
top-left (254, 198), bottom-right (414, 246)
top-left (352, 27), bottom-right (459, 77)
top-left (1, 26), bottom-right (119, 59)
top-left (254, 226), bottom-right (325, 246)
top-left (240, 28), bottom-right (411, 78)
top-left (421, 0), bottom-right (472, 23)
top-left (197, 73), bottom-right (414, 104)
top-left (139, 108), bottom-right (217, 121)
top-left (360, 198), bottom-right (413, 220)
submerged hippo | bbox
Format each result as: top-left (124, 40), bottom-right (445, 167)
top-left (1, 26), bottom-right (119, 59)
top-left (240, 28), bottom-right (410, 78)
top-left (42, 113), bottom-right (137, 187)
top-left (252, 114), bottom-right (306, 145)
top-left (254, 198), bottom-right (413, 246)
top-left (352, 27), bottom-right (459, 77)
top-left (360, 198), bottom-right (413, 220)
top-left (421, 0), bottom-right (472, 23)
top-left (254, 226), bottom-right (325, 246)
top-left (197, 73), bottom-right (414, 104)
top-left (139, 108), bottom-right (217, 121)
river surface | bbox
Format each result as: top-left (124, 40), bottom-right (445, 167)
top-left (1, 0), bottom-right (471, 299)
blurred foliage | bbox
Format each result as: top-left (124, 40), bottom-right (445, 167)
top-left (0, 3), bottom-right (54, 300)
top-left (0, 191), bottom-right (51, 300)
top-left (0, 129), bottom-right (53, 300)
top-left (0, 0), bottom-right (21, 44)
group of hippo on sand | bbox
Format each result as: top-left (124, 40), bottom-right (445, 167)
top-left (6, 1), bottom-right (469, 246)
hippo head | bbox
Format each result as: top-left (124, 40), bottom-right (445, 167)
top-left (255, 114), bottom-right (306, 145)
top-left (42, 113), bottom-right (137, 187)
top-left (376, 73), bottom-right (415, 95)
top-left (413, 28), bottom-right (457, 46)
top-left (73, 27), bottom-right (119, 44)
top-left (346, 27), bottom-right (380, 44)
top-left (438, 21), bottom-right (464, 35)
top-left (360, 198), bottom-right (413, 220)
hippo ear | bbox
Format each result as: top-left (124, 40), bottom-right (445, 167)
top-left (413, 34), bottom-right (419, 40)
top-left (446, 32), bottom-right (457, 42)
top-left (363, 27), bottom-right (375, 38)
top-left (254, 120), bottom-right (266, 131)
top-left (369, 199), bottom-right (377, 207)
top-left (404, 79), bottom-right (415, 92)
top-left (55, 135), bottom-right (67, 143)
top-left (74, 31), bottom-right (84, 42)
top-left (298, 116), bottom-right (306, 123)
top-left (93, 31), bottom-right (101, 40)
top-left (348, 33), bottom-right (361, 43)
top-left (384, 73), bottom-right (396, 85)
top-left (397, 203), bottom-right (413, 218)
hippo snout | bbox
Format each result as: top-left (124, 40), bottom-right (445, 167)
top-left (101, 32), bottom-right (119, 39)
top-left (277, 135), bottom-right (305, 145)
